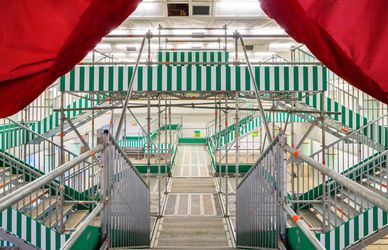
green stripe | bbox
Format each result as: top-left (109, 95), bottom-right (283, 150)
top-left (206, 66), bottom-right (211, 90)
top-left (196, 66), bottom-right (201, 91)
top-left (148, 66), bottom-right (153, 90)
top-left (265, 67), bottom-right (270, 90)
top-left (157, 65), bottom-right (162, 91)
top-left (177, 66), bottom-right (182, 91)
top-left (245, 67), bottom-right (250, 91)
top-left (187, 66), bottom-right (192, 91)
top-left (79, 67), bottom-right (85, 91)
top-left (118, 66), bottom-right (123, 90)
top-left (98, 67), bottom-right (104, 91)
top-left (236, 66), bottom-right (241, 91)
top-left (167, 66), bottom-right (172, 91)
top-left (284, 67), bottom-right (289, 91)
top-left (108, 66), bottom-right (114, 91)
top-left (274, 66), bottom-right (279, 90)
top-left (89, 67), bottom-right (94, 91)
top-left (138, 67), bottom-right (143, 91)
top-left (70, 69), bottom-right (75, 91)
top-left (294, 67), bottom-right (299, 91)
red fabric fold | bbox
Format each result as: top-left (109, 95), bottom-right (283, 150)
top-left (0, 0), bottom-right (140, 117)
top-left (260, 0), bottom-right (388, 104)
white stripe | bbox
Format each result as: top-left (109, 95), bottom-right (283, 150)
top-left (221, 66), bottom-right (226, 91)
top-left (12, 209), bottom-right (16, 234)
top-left (240, 66), bottom-right (246, 91)
top-left (123, 66), bottom-right (128, 91)
top-left (359, 214), bottom-right (364, 238)
top-left (318, 66), bottom-right (323, 90)
top-left (41, 225), bottom-right (46, 250)
top-left (349, 218), bottom-right (354, 245)
top-left (368, 209), bottom-right (373, 234)
top-left (153, 66), bottom-right (158, 91)
top-left (319, 233), bottom-right (325, 248)
top-left (330, 229), bottom-right (335, 250)
top-left (298, 66), bottom-right (304, 91)
top-left (31, 219), bottom-right (36, 245)
top-left (260, 67), bottom-right (265, 91)
top-left (230, 66), bottom-right (236, 91)
top-left (192, 66), bottom-right (197, 91)
top-left (84, 66), bottom-right (90, 91)
top-left (211, 67), bottom-right (217, 91)
top-left (61, 235), bottom-right (66, 247)
top-left (162, 65), bottom-right (167, 91)
top-left (340, 225), bottom-right (345, 249)
top-left (22, 214), bottom-right (27, 240)
top-left (142, 66), bottom-right (147, 91)
top-left (51, 230), bottom-right (56, 250)
top-left (308, 66), bottom-right (313, 90)
top-left (94, 66), bottom-right (100, 91)
top-left (74, 67), bottom-right (80, 91)
top-left (113, 66), bottom-right (119, 91)
top-left (378, 208), bottom-right (383, 228)
top-left (289, 66), bottom-right (294, 90)
top-left (132, 66), bottom-right (138, 91)
top-left (65, 71), bottom-right (71, 91)
top-left (201, 66), bottom-right (206, 91)
top-left (279, 66), bottom-right (284, 91)
top-left (172, 66), bottom-right (177, 91)
top-left (182, 66), bottom-right (187, 91)
top-left (269, 66), bottom-right (275, 90)
top-left (199, 52), bottom-right (203, 63)
top-left (103, 66), bottom-right (109, 91)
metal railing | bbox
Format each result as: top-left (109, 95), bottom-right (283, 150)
top-left (236, 133), bottom-right (287, 248)
top-left (101, 132), bottom-right (150, 248)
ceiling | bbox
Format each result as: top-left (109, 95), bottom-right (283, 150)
top-left (84, 0), bottom-right (299, 63)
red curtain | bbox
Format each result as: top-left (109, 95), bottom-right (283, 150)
top-left (0, 0), bottom-right (141, 118)
top-left (260, 0), bottom-right (388, 104)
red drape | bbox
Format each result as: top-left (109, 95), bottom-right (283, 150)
top-left (260, 0), bottom-right (388, 104)
top-left (0, 0), bottom-right (141, 118)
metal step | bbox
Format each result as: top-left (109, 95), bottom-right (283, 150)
top-left (64, 210), bottom-right (89, 229)
top-left (312, 203), bottom-right (344, 227)
top-left (0, 166), bottom-right (10, 176)
top-left (299, 208), bottom-right (323, 229)
top-left (26, 197), bottom-right (57, 220)
top-left (43, 204), bottom-right (74, 227)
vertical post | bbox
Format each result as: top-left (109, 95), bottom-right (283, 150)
top-left (224, 95), bottom-right (229, 217)
top-left (169, 95), bottom-right (172, 163)
top-left (218, 96), bottom-right (222, 190)
top-left (157, 94), bottom-right (161, 217)
top-left (235, 92), bottom-right (239, 187)
top-left (147, 93), bottom-right (151, 188)
top-left (100, 130), bottom-right (111, 243)
top-left (58, 92), bottom-right (65, 233)
top-left (321, 91), bottom-right (327, 231)
top-left (164, 94), bottom-right (168, 193)
top-left (215, 95), bottom-right (218, 178)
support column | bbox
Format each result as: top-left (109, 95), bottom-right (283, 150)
top-left (58, 92), bottom-right (65, 233)
top-left (147, 92), bottom-right (151, 188)
top-left (321, 91), bottom-right (328, 231)
top-left (235, 92), bottom-right (239, 187)
top-left (157, 94), bottom-right (161, 217)
top-left (164, 94), bottom-right (169, 193)
top-left (224, 95), bottom-right (229, 217)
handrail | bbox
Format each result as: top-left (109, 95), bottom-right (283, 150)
top-left (284, 145), bottom-right (388, 212)
top-left (310, 113), bottom-right (388, 158)
top-left (108, 133), bottom-right (149, 188)
top-left (60, 202), bottom-right (104, 250)
top-left (6, 117), bottom-right (78, 158)
top-left (0, 145), bottom-right (104, 212)
top-left (237, 132), bottom-right (285, 189)
top-left (283, 205), bottom-right (325, 250)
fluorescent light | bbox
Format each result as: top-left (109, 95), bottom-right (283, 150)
top-left (253, 52), bottom-right (275, 58)
top-left (268, 42), bottom-right (296, 51)
top-left (248, 28), bottom-right (287, 36)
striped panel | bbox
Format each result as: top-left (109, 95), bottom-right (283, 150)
top-left (0, 208), bottom-right (68, 250)
top-left (144, 143), bottom-right (171, 154)
top-left (59, 65), bottom-right (327, 92)
top-left (316, 206), bottom-right (388, 250)
top-left (118, 137), bottom-right (145, 148)
top-left (158, 51), bottom-right (229, 63)
top-left (30, 96), bottom-right (92, 135)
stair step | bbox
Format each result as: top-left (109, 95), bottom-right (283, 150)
top-left (43, 204), bottom-right (74, 227)
top-left (328, 197), bottom-right (358, 219)
top-left (0, 174), bottom-right (23, 188)
top-left (299, 209), bottom-right (322, 229)
top-left (64, 210), bottom-right (89, 229)
top-left (312, 203), bottom-right (344, 227)
top-left (12, 189), bottom-right (49, 209)
top-left (0, 167), bottom-right (10, 175)
top-left (26, 197), bottom-right (57, 219)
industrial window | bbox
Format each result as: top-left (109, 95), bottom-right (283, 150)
top-left (167, 3), bottom-right (189, 17)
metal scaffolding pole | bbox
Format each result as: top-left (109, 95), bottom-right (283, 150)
top-left (157, 94), bottom-right (161, 217)
top-left (218, 95), bottom-right (222, 192)
top-left (235, 92), bottom-right (239, 188)
top-left (115, 34), bottom-right (147, 141)
top-left (58, 92), bottom-right (65, 233)
top-left (224, 95), bottom-right (229, 217)
top-left (169, 95), bottom-right (172, 163)
top-left (239, 34), bottom-right (273, 143)
top-left (147, 92), bottom-right (151, 188)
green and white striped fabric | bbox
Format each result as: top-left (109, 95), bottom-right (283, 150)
top-left (316, 206), bottom-right (388, 250)
top-left (214, 113), bottom-right (306, 148)
top-left (118, 136), bottom-right (145, 148)
top-left (145, 143), bottom-right (171, 154)
top-left (0, 126), bottom-right (29, 150)
top-left (158, 51), bottom-right (229, 63)
top-left (30, 96), bottom-right (92, 135)
top-left (0, 208), bottom-right (69, 250)
top-left (59, 65), bottom-right (327, 92)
